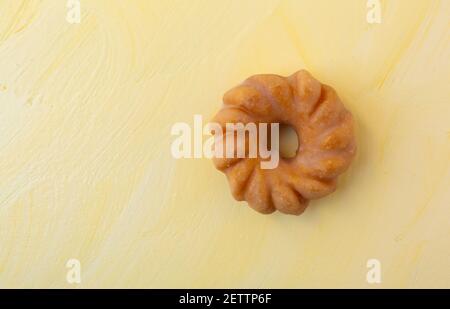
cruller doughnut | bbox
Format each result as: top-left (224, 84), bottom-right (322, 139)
top-left (212, 70), bottom-right (356, 215)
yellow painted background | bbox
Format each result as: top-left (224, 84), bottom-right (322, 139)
top-left (0, 0), bottom-right (449, 288)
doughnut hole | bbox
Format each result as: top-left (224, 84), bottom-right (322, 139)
top-left (278, 123), bottom-right (299, 159)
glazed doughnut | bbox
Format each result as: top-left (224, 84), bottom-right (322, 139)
top-left (212, 70), bottom-right (356, 215)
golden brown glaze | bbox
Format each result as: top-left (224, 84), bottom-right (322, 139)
top-left (212, 70), bottom-right (356, 215)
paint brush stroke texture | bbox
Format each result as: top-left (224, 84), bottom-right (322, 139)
top-left (0, 0), bottom-right (449, 288)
